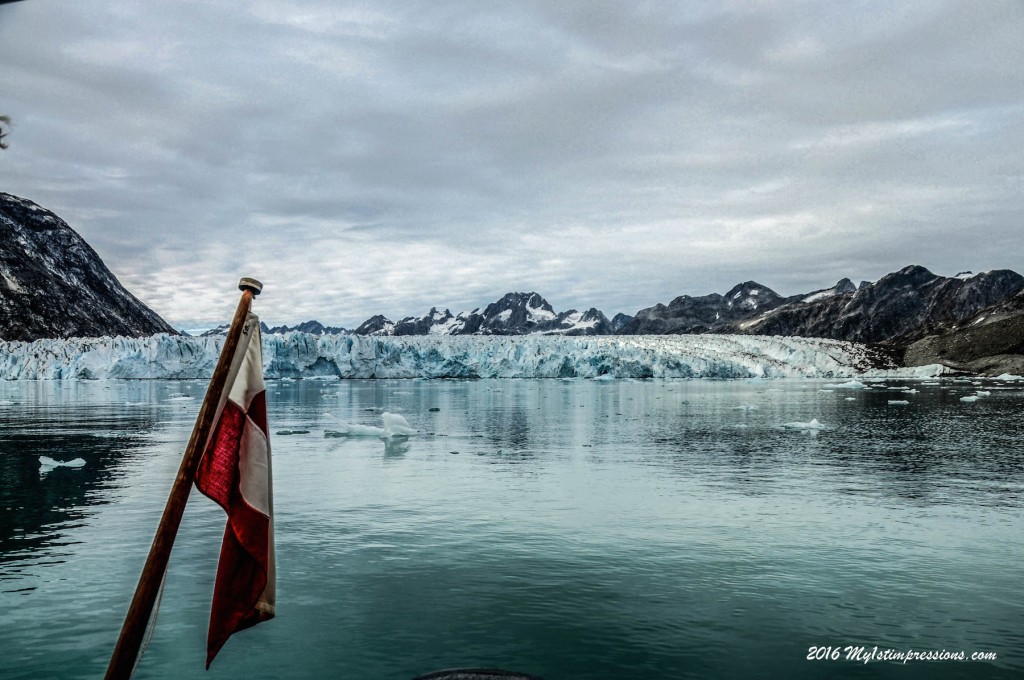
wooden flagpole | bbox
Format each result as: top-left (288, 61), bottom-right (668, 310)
top-left (104, 278), bottom-right (263, 680)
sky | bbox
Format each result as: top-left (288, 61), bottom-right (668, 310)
top-left (1, 1), bottom-right (1023, 330)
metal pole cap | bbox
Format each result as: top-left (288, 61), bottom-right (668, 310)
top-left (238, 277), bottom-right (263, 295)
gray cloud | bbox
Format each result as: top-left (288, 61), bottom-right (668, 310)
top-left (1, 0), bottom-right (1022, 328)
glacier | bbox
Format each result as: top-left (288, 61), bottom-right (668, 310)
top-left (0, 333), bottom-right (946, 380)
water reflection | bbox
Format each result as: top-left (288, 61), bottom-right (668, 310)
top-left (0, 381), bottom-right (201, 579)
top-left (1, 378), bottom-right (1023, 679)
top-left (383, 436), bottom-right (411, 458)
top-left (0, 418), bottom-right (161, 571)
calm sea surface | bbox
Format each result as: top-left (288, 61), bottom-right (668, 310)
top-left (1, 378), bottom-right (1022, 679)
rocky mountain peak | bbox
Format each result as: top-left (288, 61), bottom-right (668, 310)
top-left (0, 192), bottom-right (176, 341)
top-left (723, 281), bottom-right (780, 310)
top-left (353, 314), bottom-right (394, 336)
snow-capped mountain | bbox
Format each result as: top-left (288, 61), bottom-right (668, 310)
top-left (353, 314), bottom-right (394, 336)
top-left (618, 281), bottom-right (789, 335)
top-left (610, 313), bottom-right (634, 332)
top-left (358, 292), bottom-right (614, 337)
top-left (266, 320), bottom-right (348, 335)
top-left (742, 265), bottom-right (1024, 344)
top-left (0, 192), bottom-right (176, 341)
top-left (200, 320), bottom-right (346, 336)
top-left (617, 267), bottom-right (1024, 348)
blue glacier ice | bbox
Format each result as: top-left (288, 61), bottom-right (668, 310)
top-left (0, 333), bottom-right (946, 380)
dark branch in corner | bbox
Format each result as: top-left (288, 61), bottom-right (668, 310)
top-left (0, 116), bottom-right (9, 149)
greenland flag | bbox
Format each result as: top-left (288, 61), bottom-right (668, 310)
top-left (195, 313), bottom-right (275, 667)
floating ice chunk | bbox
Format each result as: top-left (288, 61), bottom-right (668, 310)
top-left (904, 389), bottom-right (919, 394)
top-left (731, 404), bottom-right (759, 412)
top-left (782, 418), bottom-right (825, 430)
top-left (593, 374), bottom-right (615, 381)
top-left (124, 401), bottom-right (145, 406)
top-left (994, 373), bottom-right (1023, 381)
top-left (844, 397), bottom-right (856, 401)
top-left (960, 396), bottom-right (979, 403)
top-left (824, 380), bottom-right (867, 389)
top-left (39, 456), bottom-right (86, 473)
top-left (382, 412), bottom-right (417, 436)
top-left (888, 400), bottom-right (909, 405)
top-left (330, 423), bottom-right (387, 437)
top-left (0, 399), bottom-right (14, 406)
top-left (165, 395), bottom-right (194, 401)
top-left (975, 391), bottom-right (991, 397)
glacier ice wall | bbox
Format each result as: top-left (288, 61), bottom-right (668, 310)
top-left (0, 332), bottom-right (942, 380)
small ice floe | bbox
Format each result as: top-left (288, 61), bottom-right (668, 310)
top-left (922, 381), bottom-right (940, 386)
top-left (39, 456), bottom-right (86, 473)
top-left (904, 389), bottom-right (919, 394)
top-left (844, 397), bottom-right (856, 401)
top-left (165, 395), bottom-right (194, 401)
top-left (325, 412), bottom-right (418, 439)
top-left (782, 418), bottom-right (826, 430)
top-left (975, 391), bottom-right (991, 397)
top-left (888, 400), bottom-right (910, 405)
top-left (887, 386), bottom-right (910, 391)
top-left (960, 395), bottom-right (979, 403)
top-left (593, 374), bottom-right (615, 381)
top-left (326, 424), bottom-right (387, 437)
top-left (731, 404), bottom-right (759, 412)
top-left (382, 412), bottom-right (417, 436)
top-left (275, 430), bottom-right (310, 436)
top-left (0, 399), bottom-right (14, 406)
top-left (823, 380), bottom-right (867, 389)
top-left (994, 373), bottom-right (1023, 381)
top-left (124, 401), bottom-right (145, 407)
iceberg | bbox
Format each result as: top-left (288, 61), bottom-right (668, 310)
top-left (326, 424), bottom-right (387, 437)
top-left (39, 455), bottom-right (86, 473)
top-left (0, 333), bottom-right (947, 381)
top-left (782, 418), bottom-right (826, 430)
top-left (382, 412), bottom-right (417, 436)
top-left (823, 380), bottom-right (867, 389)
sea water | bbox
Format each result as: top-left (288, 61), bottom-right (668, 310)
top-left (0, 378), bottom-right (1022, 679)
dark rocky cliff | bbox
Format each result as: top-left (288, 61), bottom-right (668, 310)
top-left (744, 266), bottom-right (1024, 344)
top-left (0, 192), bottom-right (176, 341)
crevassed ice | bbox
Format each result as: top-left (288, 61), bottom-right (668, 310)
top-left (0, 333), bottom-right (946, 380)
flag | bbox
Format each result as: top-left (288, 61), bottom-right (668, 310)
top-left (194, 313), bottom-right (275, 667)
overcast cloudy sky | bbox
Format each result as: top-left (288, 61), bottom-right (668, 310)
top-left (2, 1), bottom-right (1022, 329)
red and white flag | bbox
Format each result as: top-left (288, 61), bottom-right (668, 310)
top-left (194, 313), bottom-right (275, 667)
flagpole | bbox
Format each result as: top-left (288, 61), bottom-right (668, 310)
top-left (104, 278), bottom-right (263, 680)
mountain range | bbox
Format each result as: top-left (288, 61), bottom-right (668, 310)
top-left (2, 192), bottom-right (1022, 375)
